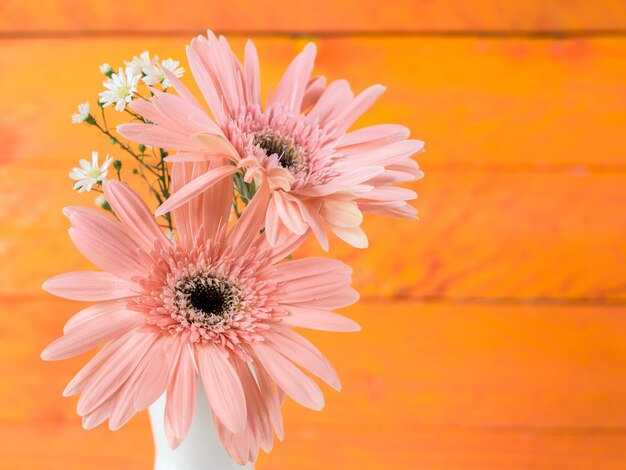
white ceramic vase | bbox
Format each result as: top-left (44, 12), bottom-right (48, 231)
top-left (149, 384), bottom-right (254, 470)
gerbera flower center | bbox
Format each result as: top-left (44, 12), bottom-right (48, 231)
top-left (253, 129), bottom-right (305, 171)
top-left (173, 275), bottom-right (238, 327)
top-left (187, 282), bottom-right (229, 317)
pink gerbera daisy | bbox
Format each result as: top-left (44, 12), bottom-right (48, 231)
top-left (41, 167), bottom-right (360, 464)
top-left (118, 30), bottom-right (424, 250)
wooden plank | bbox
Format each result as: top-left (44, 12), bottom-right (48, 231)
top-left (2, 1), bottom-right (626, 33)
top-left (4, 299), bottom-right (626, 468)
top-left (2, 37), bottom-right (626, 170)
top-left (8, 299), bottom-right (626, 428)
top-left (2, 424), bottom-right (626, 470)
top-left (3, 163), bottom-right (625, 300)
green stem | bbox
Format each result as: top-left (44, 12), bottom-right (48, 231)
top-left (91, 120), bottom-right (160, 177)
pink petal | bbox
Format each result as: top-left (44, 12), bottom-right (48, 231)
top-left (301, 76), bottom-right (326, 112)
top-left (244, 39), bottom-right (261, 106)
top-left (66, 225), bottom-right (144, 282)
top-left (191, 32), bottom-right (244, 119)
top-left (165, 345), bottom-right (198, 448)
top-left (197, 344), bottom-right (247, 433)
top-left (266, 257), bottom-right (351, 284)
top-left (263, 328), bottom-right (341, 391)
top-left (213, 416), bottom-right (249, 465)
top-left (309, 204), bottom-right (328, 251)
top-left (161, 66), bottom-right (205, 110)
top-left (366, 169), bottom-right (416, 185)
top-left (388, 158), bottom-right (425, 179)
top-left (64, 299), bottom-right (127, 333)
top-left (76, 331), bottom-right (157, 416)
top-left (186, 37), bottom-right (226, 125)
top-left (191, 159), bottom-right (234, 243)
top-left (108, 335), bottom-right (172, 431)
top-left (274, 259), bottom-right (353, 304)
top-left (82, 399), bottom-right (113, 430)
top-left (170, 160), bottom-right (233, 245)
top-left (63, 333), bottom-right (131, 397)
top-left (336, 139), bottom-right (424, 169)
top-left (336, 124), bottom-right (410, 153)
top-left (226, 181), bottom-right (269, 255)
top-left (362, 186), bottom-right (417, 202)
top-left (289, 287), bottom-right (360, 310)
top-left (299, 166), bottom-right (384, 197)
top-left (359, 200), bottom-right (418, 219)
top-left (332, 84), bottom-right (386, 136)
top-left (307, 79), bottom-right (354, 126)
top-left (169, 163), bottom-right (194, 243)
top-left (164, 152), bottom-right (212, 163)
top-left (273, 191), bottom-right (309, 236)
top-left (264, 196), bottom-right (294, 247)
top-left (321, 200), bottom-right (363, 228)
top-left (108, 335), bottom-right (174, 431)
top-left (250, 357), bottom-right (284, 440)
top-left (155, 165), bottom-right (237, 216)
top-left (281, 305), bottom-right (361, 332)
top-left (42, 271), bottom-right (138, 301)
top-left (270, 43), bottom-right (316, 114)
top-left (191, 133), bottom-right (240, 161)
top-left (213, 34), bottom-right (245, 116)
top-left (103, 180), bottom-right (168, 251)
top-left (133, 334), bottom-right (179, 410)
top-left (251, 341), bottom-right (324, 411)
top-left (108, 394), bottom-right (137, 431)
top-left (151, 89), bottom-right (221, 135)
top-left (232, 358), bottom-right (274, 453)
top-left (117, 123), bottom-right (197, 151)
top-left (129, 99), bottom-right (163, 124)
top-left (330, 225), bottom-right (369, 249)
top-left (260, 229), bottom-right (310, 264)
top-left (42, 308), bottom-right (143, 360)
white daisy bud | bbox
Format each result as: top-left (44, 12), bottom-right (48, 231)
top-left (71, 102), bottom-right (91, 124)
top-left (99, 63), bottom-right (113, 77)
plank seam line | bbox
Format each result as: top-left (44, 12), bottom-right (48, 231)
top-left (363, 296), bottom-right (626, 306)
top-left (5, 421), bottom-right (626, 435)
top-left (4, 29), bottom-right (626, 40)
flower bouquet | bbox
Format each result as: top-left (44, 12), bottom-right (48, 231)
top-left (42, 30), bottom-right (423, 467)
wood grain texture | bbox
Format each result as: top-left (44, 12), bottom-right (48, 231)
top-left (3, 163), bottom-right (625, 300)
top-left (2, 1), bottom-right (626, 33)
top-left (2, 37), bottom-right (626, 170)
top-left (1, 5), bottom-right (625, 469)
top-left (3, 299), bottom-right (625, 468)
top-left (4, 424), bottom-right (626, 470)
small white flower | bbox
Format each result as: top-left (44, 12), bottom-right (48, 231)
top-left (71, 102), bottom-right (90, 124)
top-left (99, 63), bottom-right (113, 75)
top-left (69, 151), bottom-right (113, 193)
top-left (143, 58), bottom-right (185, 89)
top-left (125, 51), bottom-right (157, 76)
top-left (99, 67), bottom-right (140, 111)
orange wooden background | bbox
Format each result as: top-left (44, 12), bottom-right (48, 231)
top-left (1, 2), bottom-right (626, 469)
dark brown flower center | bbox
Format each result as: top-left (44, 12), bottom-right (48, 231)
top-left (187, 283), bottom-right (227, 317)
top-left (176, 276), bottom-right (236, 324)
top-left (254, 129), bottom-right (305, 171)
